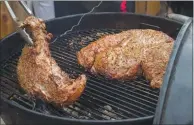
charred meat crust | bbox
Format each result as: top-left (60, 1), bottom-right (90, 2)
top-left (17, 16), bottom-right (87, 107)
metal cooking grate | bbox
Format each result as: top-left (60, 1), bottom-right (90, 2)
top-left (0, 29), bottom-right (160, 120)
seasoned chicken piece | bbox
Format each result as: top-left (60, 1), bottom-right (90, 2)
top-left (77, 30), bottom-right (133, 70)
top-left (78, 29), bottom-right (174, 88)
top-left (17, 16), bottom-right (86, 106)
top-left (92, 43), bottom-right (142, 79)
top-left (141, 42), bottom-right (174, 88)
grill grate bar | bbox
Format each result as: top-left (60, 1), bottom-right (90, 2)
top-left (133, 79), bottom-right (150, 87)
top-left (85, 86), bottom-right (150, 116)
top-left (1, 83), bottom-right (35, 109)
top-left (82, 91), bottom-right (140, 117)
top-left (88, 78), bottom-right (157, 107)
top-left (1, 83), bottom-right (34, 104)
top-left (1, 68), bottom-right (18, 84)
top-left (87, 80), bottom-right (156, 112)
top-left (1, 85), bottom-right (13, 98)
top-left (1, 77), bottom-right (20, 92)
top-left (1, 80), bottom-right (19, 94)
top-left (81, 92), bottom-right (142, 118)
top-left (81, 94), bottom-right (135, 118)
top-left (9, 94), bottom-right (34, 109)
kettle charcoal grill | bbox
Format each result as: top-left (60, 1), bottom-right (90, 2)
top-left (0, 13), bottom-right (192, 125)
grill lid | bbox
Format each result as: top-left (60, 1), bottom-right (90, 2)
top-left (153, 17), bottom-right (193, 124)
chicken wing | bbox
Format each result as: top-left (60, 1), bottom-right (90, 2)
top-left (17, 16), bottom-right (87, 106)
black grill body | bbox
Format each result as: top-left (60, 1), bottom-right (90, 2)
top-left (153, 18), bottom-right (193, 125)
top-left (0, 13), bottom-right (183, 125)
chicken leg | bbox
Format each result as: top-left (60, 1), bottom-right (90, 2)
top-left (17, 16), bottom-right (87, 106)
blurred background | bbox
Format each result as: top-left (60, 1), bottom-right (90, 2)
top-left (0, 1), bottom-right (193, 39)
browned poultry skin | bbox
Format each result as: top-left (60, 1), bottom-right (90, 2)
top-left (17, 16), bottom-right (87, 106)
top-left (141, 42), bottom-right (174, 88)
top-left (77, 30), bottom-right (133, 70)
top-left (92, 43), bottom-right (142, 80)
top-left (77, 29), bottom-right (174, 88)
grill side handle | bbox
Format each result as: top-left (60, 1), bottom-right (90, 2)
top-left (153, 15), bottom-right (193, 124)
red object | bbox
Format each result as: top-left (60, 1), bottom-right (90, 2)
top-left (120, 0), bottom-right (127, 12)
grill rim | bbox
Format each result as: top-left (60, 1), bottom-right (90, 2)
top-left (0, 12), bottom-right (183, 124)
top-left (0, 12), bottom-right (183, 42)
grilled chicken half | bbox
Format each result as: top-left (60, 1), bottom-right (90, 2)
top-left (17, 16), bottom-right (87, 106)
top-left (77, 29), bottom-right (174, 88)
